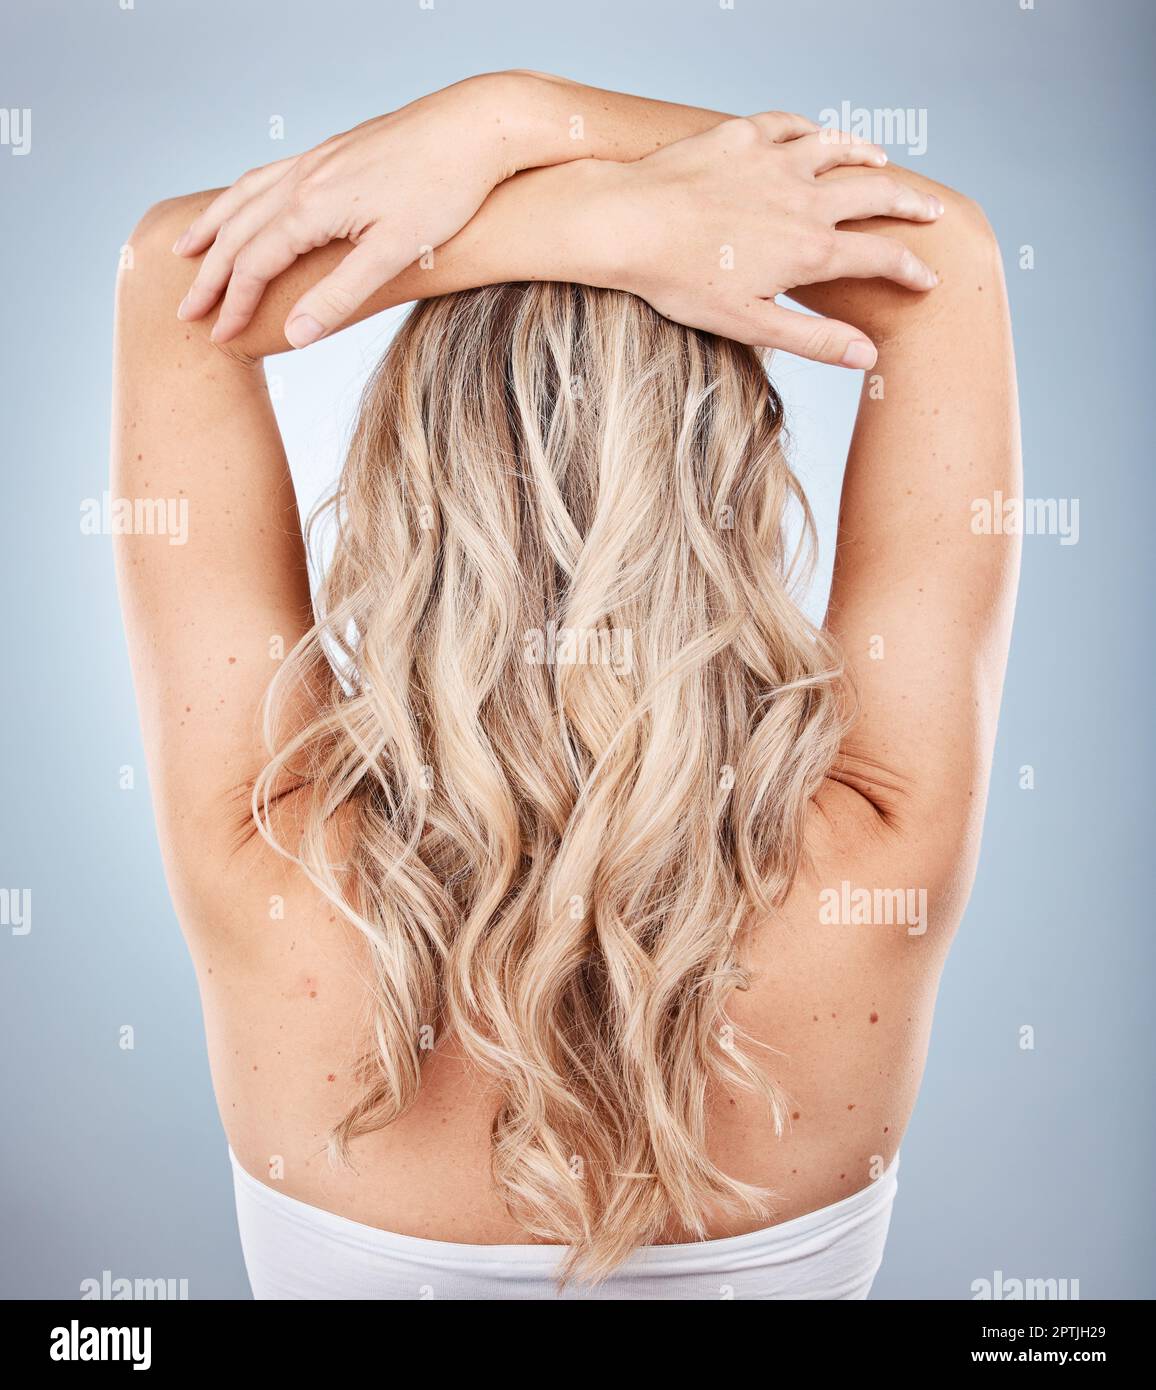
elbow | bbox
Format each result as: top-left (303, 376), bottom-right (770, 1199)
top-left (123, 193), bottom-right (204, 278)
top-left (117, 192), bottom-right (228, 353)
top-left (937, 185), bottom-right (1001, 262)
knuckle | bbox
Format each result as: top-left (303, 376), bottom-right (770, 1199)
top-left (804, 323), bottom-right (842, 361)
top-left (800, 227), bottom-right (837, 272)
top-left (296, 139), bottom-right (339, 179)
top-left (894, 246), bottom-right (921, 280)
top-left (316, 280), bottom-right (358, 318)
top-left (287, 172), bottom-right (326, 211)
top-left (216, 215), bottom-right (243, 249)
top-left (294, 148), bottom-right (324, 177)
top-left (720, 116), bottom-right (763, 148)
top-left (759, 109), bottom-right (807, 132)
top-left (231, 248), bottom-right (260, 279)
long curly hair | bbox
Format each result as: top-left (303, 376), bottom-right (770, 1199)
top-left (252, 280), bottom-right (844, 1280)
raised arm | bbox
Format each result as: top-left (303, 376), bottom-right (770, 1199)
top-left (114, 89), bottom-right (954, 932)
top-left (170, 71), bottom-right (725, 347)
top-left (792, 166), bottom-right (1020, 903)
top-left (170, 73), bottom-right (940, 366)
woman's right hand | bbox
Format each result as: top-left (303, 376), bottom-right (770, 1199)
top-left (601, 113), bottom-right (944, 368)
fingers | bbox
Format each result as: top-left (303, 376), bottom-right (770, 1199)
top-left (283, 236), bottom-right (412, 348)
top-left (826, 230), bottom-right (938, 291)
top-left (823, 174), bottom-right (945, 226)
top-left (210, 214), bottom-right (321, 342)
top-left (793, 129), bottom-right (888, 174)
top-left (172, 158), bottom-right (297, 257)
top-left (746, 110), bottom-right (820, 143)
top-left (746, 301), bottom-right (877, 369)
top-left (177, 181), bottom-right (294, 324)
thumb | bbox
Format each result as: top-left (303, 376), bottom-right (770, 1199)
top-left (749, 301), bottom-right (877, 370)
top-left (284, 236), bottom-right (411, 348)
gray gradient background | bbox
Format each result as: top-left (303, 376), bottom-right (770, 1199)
top-left (1, 0), bottom-right (1152, 1299)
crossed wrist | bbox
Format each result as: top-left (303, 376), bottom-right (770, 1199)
top-left (532, 157), bottom-right (642, 295)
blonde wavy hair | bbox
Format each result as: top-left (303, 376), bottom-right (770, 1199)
top-left (253, 281), bottom-right (845, 1280)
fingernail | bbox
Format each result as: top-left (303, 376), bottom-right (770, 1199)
top-left (841, 341), bottom-right (876, 370)
top-left (930, 196), bottom-right (945, 216)
top-left (176, 295), bottom-right (191, 321)
top-left (286, 314), bottom-right (325, 348)
top-left (172, 232), bottom-right (190, 255)
top-left (874, 151), bottom-right (888, 165)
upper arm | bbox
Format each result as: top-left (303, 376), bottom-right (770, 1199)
top-left (110, 159), bottom-right (641, 909)
top-left (113, 193), bottom-right (314, 900)
top-left (793, 175), bottom-right (1021, 879)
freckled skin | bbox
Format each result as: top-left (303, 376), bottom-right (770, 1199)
top-left (176, 405), bottom-right (984, 1237)
top-left (118, 118), bottom-right (1014, 1244)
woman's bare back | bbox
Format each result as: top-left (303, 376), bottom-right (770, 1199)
top-left (201, 778), bottom-right (950, 1244)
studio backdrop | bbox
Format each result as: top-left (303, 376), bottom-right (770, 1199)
top-left (1, 0), bottom-right (1152, 1299)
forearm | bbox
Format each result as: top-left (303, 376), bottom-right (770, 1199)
top-left (153, 158), bottom-right (626, 363)
top-left (494, 69), bottom-right (726, 170)
top-left (222, 69), bottom-right (730, 359)
top-left (154, 80), bottom-right (952, 366)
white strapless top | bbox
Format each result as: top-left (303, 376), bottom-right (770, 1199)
top-left (229, 1147), bottom-right (899, 1300)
